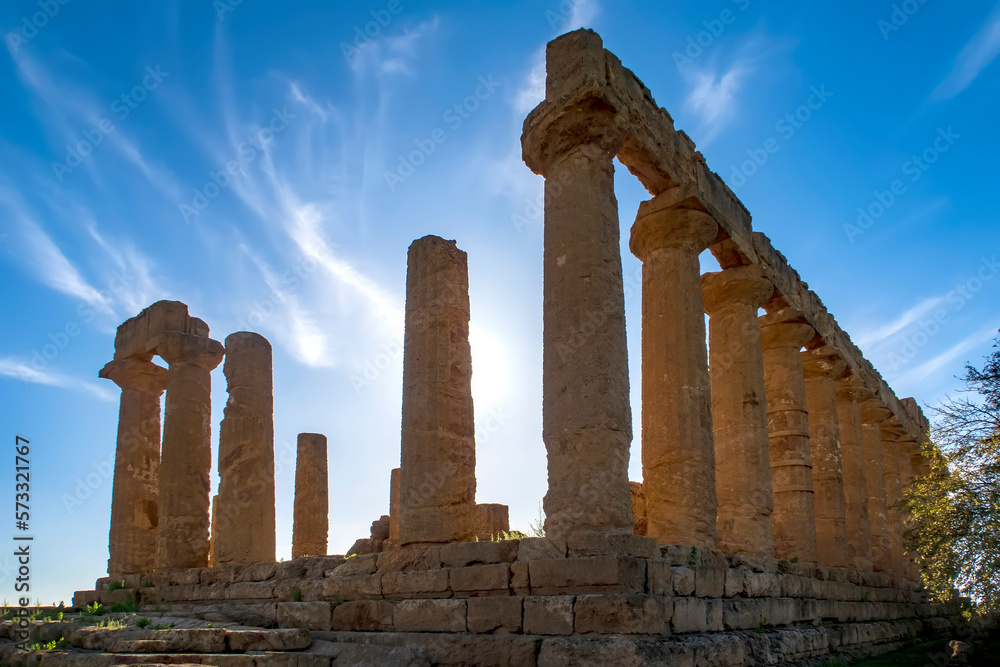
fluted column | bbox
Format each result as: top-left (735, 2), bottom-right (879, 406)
top-left (897, 432), bottom-right (921, 580)
top-left (801, 345), bottom-right (849, 568)
top-left (631, 197), bottom-right (719, 548)
top-left (215, 332), bottom-right (275, 565)
top-left (836, 375), bottom-right (874, 571)
top-left (292, 433), bottom-right (329, 558)
top-left (156, 332), bottom-right (225, 570)
top-left (861, 400), bottom-right (893, 574)
top-left (759, 309), bottom-right (818, 563)
top-left (100, 357), bottom-right (167, 575)
top-left (523, 109), bottom-right (634, 538)
top-left (702, 265), bottom-right (774, 557)
top-left (881, 418), bottom-right (906, 576)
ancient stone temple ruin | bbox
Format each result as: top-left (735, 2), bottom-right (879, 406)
top-left (15, 28), bottom-right (971, 667)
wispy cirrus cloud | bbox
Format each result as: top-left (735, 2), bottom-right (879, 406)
top-left (0, 357), bottom-right (115, 401)
top-left (932, 3), bottom-right (1000, 100)
top-left (682, 64), bottom-right (749, 144)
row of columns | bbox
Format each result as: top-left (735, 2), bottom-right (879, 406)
top-left (524, 122), bottom-right (927, 577)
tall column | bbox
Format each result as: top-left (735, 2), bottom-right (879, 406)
top-left (292, 433), bottom-right (329, 558)
top-left (215, 332), bottom-right (276, 565)
top-left (861, 400), bottom-right (893, 574)
top-left (100, 358), bottom-right (167, 575)
top-left (523, 111), bottom-right (634, 539)
top-left (156, 332), bottom-right (224, 570)
top-left (801, 345), bottom-right (849, 569)
top-left (630, 197), bottom-right (719, 548)
top-left (702, 265), bottom-right (774, 557)
top-left (759, 312), bottom-right (819, 563)
top-left (836, 375), bottom-right (874, 571)
top-left (881, 419), bottom-right (906, 576)
top-left (389, 468), bottom-right (401, 542)
top-left (897, 432), bottom-right (921, 581)
top-left (399, 236), bottom-right (477, 545)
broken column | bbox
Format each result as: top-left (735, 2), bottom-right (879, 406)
top-left (630, 196), bottom-right (719, 548)
top-left (801, 345), bottom-right (850, 569)
top-left (475, 504), bottom-right (510, 541)
top-left (702, 264), bottom-right (775, 558)
top-left (292, 433), bottom-right (329, 558)
top-left (759, 308), bottom-right (819, 563)
top-left (521, 31), bottom-right (634, 537)
top-left (836, 375), bottom-right (874, 571)
top-left (398, 236), bottom-right (477, 545)
top-left (101, 358), bottom-right (167, 575)
top-left (156, 331), bottom-right (225, 570)
top-left (389, 467), bottom-right (401, 542)
top-left (215, 332), bottom-right (276, 565)
top-left (861, 400), bottom-right (893, 574)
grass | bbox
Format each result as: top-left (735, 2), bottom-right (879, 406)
top-left (95, 617), bottom-right (127, 630)
top-left (108, 594), bottom-right (138, 614)
top-left (107, 580), bottom-right (127, 592)
top-left (85, 601), bottom-right (104, 616)
top-left (291, 587), bottom-right (302, 602)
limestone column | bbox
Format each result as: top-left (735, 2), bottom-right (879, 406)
top-left (209, 495), bottom-right (218, 568)
top-left (292, 433), bottom-right (329, 558)
top-left (100, 357), bottom-right (167, 575)
top-left (881, 419), bottom-right (906, 576)
top-left (398, 236), bottom-right (477, 545)
top-left (760, 312), bottom-right (818, 563)
top-left (835, 375), bottom-right (874, 571)
top-left (388, 468), bottom-right (401, 542)
top-left (861, 400), bottom-right (893, 574)
top-left (156, 331), bottom-right (225, 570)
top-left (702, 265), bottom-right (774, 558)
top-left (801, 345), bottom-right (849, 569)
top-left (215, 332), bottom-right (276, 565)
top-left (897, 432), bottom-right (921, 580)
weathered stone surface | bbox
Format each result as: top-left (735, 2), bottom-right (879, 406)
top-left (574, 594), bottom-right (670, 635)
top-left (331, 600), bottom-right (395, 632)
top-left (630, 196), bottom-right (719, 549)
top-left (672, 597), bottom-right (708, 634)
top-left (216, 332), bottom-right (275, 566)
top-left (393, 599), bottom-right (467, 632)
top-left (226, 628), bottom-right (311, 651)
top-left (440, 540), bottom-right (518, 568)
top-left (861, 400), bottom-right (893, 575)
top-left (467, 595), bottom-right (523, 634)
top-left (329, 553), bottom-right (377, 577)
top-left (389, 467), bottom-right (401, 542)
top-left (566, 531), bottom-right (659, 559)
top-left (702, 265), bottom-right (775, 559)
top-left (276, 602), bottom-right (332, 631)
top-left (517, 537), bottom-right (567, 561)
top-left (528, 556), bottom-right (646, 595)
top-left (381, 569), bottom-right (449, 600)
top-left (292, 433), bottom-right (328, 559)
top-left (476, 504), bottom-right (510, 541)
top-left (376, 545), bottom-right (442, 572)
top-left (629, 481), bottom-right (647, 536)
top-left (322, 574), bottom-right (382, 600)
top-left (399, 236), bottom-right (477, 545)
top-left (881, 423), bottom-right (906, 575)
top-left (450, 563), bottom-right (511, 596)
top-left (156, 330), bottom-right (225, 570)
top-left (760, 313), bottom-right (819, 564)
top-left (101, 357), bottom-right (167, 575)
top-left (802, 345), bottom-right (849, 569)
top-left (837, 376), bottom-right (874, 572)
top-left (523, 596), bottom-right (575, 635)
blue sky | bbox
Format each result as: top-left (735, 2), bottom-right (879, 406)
top-left (0, 0), bottom-right (997, 604)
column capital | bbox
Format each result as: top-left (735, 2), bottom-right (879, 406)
top-left (630, 196), bottom-right (719, 261)
top-left (701, 264), bottom-right (774, 314)
top-left (881, 417), bottom-right (907, 439)
top-left (760, 321), bottom-right (815, 352)
top-left (157, 331), bottom-right (225, 370)
top-left (860, 399), bottom-right (893, 425)
top-left (522, 104), bottom-right (626, 176)
top-left (801, 345), bottom-right (848, 381)
top-left (99, 358), bottom-right (168, 395)
top-left (836, 374), bottom-right (874, 403)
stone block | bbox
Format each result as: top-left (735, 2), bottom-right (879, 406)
top-left (376, 545), bottom-right (442, 572)
top-left (327, 553), bottom-right (378, 577)
top-left (647, 561), bottom-right (670, 596)
top-left (724, 568), bottom-right (744, 597)
top-left (574, 594), bottom-right (669, 635)
top-left (743, 571), bottom-right (781, 597)
top-left (202, 565), bottom-right (237, 585)
top-left (706, 599), bottom-right (724, 632)
top-left (450, 564), bottom-right (511, 596)
top-left (393, 599), bottom-right (467, 633)
top-left (523, 596), bottom-right (575, 636)
top-left (303, 556), bottom-right (346, 579)
top-left (276, 602), bottom-right (332, 631)
top-left (671, 597), bottom-right (708, 634)
top-left (795, 598), bottom-right (821, 624)
top-left (226, 628), bottom-right (311, 651)
top-left (672, 566), bottom-right (696, 596)
top-left (322, 574), bottom-right (383, 600)
top-left (467, 596), bottom-right (523, 634)
top-left (275, 559), bottom-right (309, 580)
top-left (73, 590), bottom-right (100, 607)
top-left (167, 569), bottom-right (201, 586)
top-left (517, 537), bottom-right (568, 561)
top-left (511, 562), bottom-right (530, 595)
top-left (331, 600), bottom-right (395, 632)
top-left (780, 574), bottom-right (804, 598)
top-left (441, 540), bottom-right (519, 567)
top-left (722, 599), bottom-right (766, 631)
top-left (695, 565), bottom-right (725, 598)
top-left (381, 569), bottom-right (450, 600)
top-left (528, 557), bottom-right (645, 595)
top-left (565, 532), bottom-right (659, 559)
top-left (766, 598), bottom-right (796, 627)
top-left (227, 581), bottom-right (276, 600)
